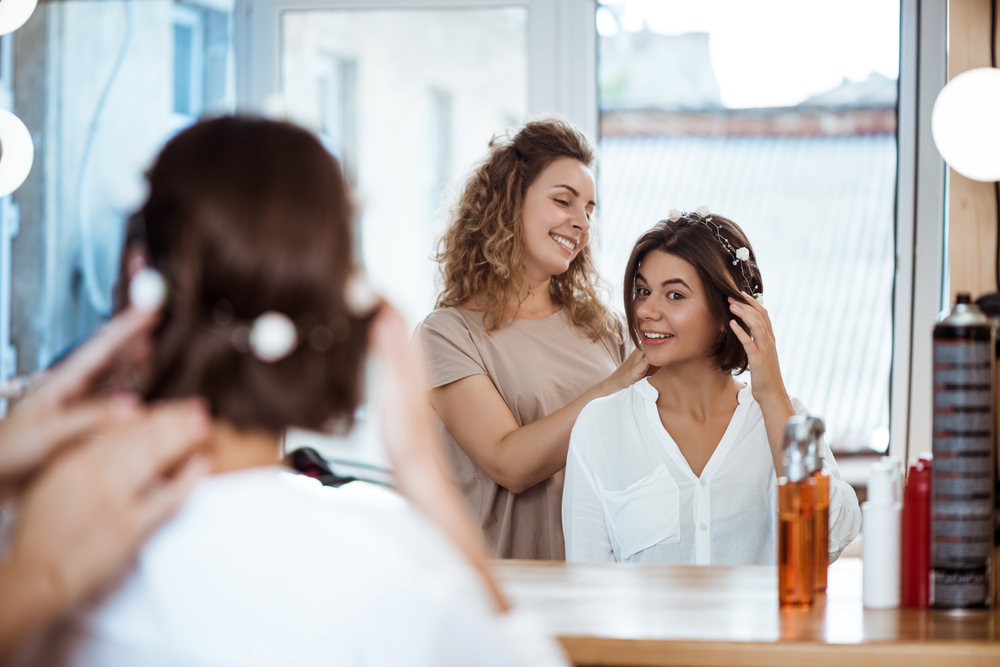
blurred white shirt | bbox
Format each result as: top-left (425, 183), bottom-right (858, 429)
top-left (563, 379), bottom-right (862, 565)
top-left (56, 468), bottom-right (565, 667)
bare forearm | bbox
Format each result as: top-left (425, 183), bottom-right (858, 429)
top-left (492, 381), bottom-right (612, 494)
top-left (0, 559), bottom-right (64, 660)
top-left (758, 394), bottom-right (796, 478)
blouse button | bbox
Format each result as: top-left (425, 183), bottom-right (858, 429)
top-left (699, 523), bottom-right (708, 531)
top-left (699, 478), bottom-right (707, 487)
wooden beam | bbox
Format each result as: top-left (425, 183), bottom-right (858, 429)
top-left (947, 0), bottom-right (1000, 301)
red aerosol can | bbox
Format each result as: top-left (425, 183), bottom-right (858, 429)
top-left (902, 455), bottom-right (932, 607)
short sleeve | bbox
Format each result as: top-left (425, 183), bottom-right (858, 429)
top-left (417, 309), bottom-right (489, 389)
top-left (600, 314), bottom-right (630, 365)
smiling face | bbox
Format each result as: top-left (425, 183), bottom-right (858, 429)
top-left (633, 250), bottom-right (724, 369)
top-left (519, 157), bottom-right (596, 282)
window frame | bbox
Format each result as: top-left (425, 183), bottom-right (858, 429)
top-left (0, 33), bottom-right (16, 416)
top-left (893, 0), bottom-right (947, 465)
top-left (172, 2), bottom-right (206, 123)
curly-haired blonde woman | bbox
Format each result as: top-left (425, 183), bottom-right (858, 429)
top-left (417, 116), bottom-right (650, 560)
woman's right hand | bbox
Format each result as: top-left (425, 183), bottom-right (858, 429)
top-left (601, 347), bottom-right (655, 396)
top-left (0, 307), bottom-right (158, 486)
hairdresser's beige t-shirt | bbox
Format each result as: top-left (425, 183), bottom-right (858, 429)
top-left (418, 306), bottom-right (627, 560)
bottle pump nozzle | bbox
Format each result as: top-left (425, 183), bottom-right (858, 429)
top-left (783, 415), bottom-right (825, 480)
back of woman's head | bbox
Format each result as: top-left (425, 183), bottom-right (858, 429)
top-left (436, 115), bottom-right (613, 340)
top-left (623, 212), bottom-right (762, 374)
top-left (131, 116), bottom-right (368, 434)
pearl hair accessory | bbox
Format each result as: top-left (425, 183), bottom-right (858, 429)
top-left (129, 268), bottom-right (168, 311)
top-left (248, 311), bottom-right (299, 363)
top-left (344, 273), bottom-right (379, 316)
top-left (666, 206), bottom-right (763, 301)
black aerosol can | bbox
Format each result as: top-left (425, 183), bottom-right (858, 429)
top-left (931, 294), bottom-right (996, 609)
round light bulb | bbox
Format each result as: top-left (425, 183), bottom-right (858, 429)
top-left (0, 0), bottom-right (38, 35)
top-left (0, 109), bottom-right (33, 197)
top-left (931, 67), bottom-right (1000, 183)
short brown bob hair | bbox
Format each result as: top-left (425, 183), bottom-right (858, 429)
top-left (623, 213), bottom-right (762, 375)
top-left (122, 116), bottom-right (369, 434)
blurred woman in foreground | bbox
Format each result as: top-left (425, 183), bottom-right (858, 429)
top-left (39, 117), bottom-right (565, 667)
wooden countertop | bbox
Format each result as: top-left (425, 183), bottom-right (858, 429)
top-left (493, 558), bottom-right (1000, 667)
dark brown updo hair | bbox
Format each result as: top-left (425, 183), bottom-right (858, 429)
top-left (623, 213), bottom-right (763, 375)
top-left (123, 116), bottom-right (369, 434)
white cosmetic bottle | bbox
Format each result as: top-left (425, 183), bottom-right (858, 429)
top-left (880, 455), bottom-right (904, 502)
top-left (863, 461), bottom-right (903, 608)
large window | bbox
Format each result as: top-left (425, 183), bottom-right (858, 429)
top-left (277, 6), bottom-right (528, 475)
top-left (9, 0), bottom-right (235, 386)
top-left (595, 0), bottom-right (901, 455)
top-left (279, 7), bottom-right (528, 326)
top-left (4, 0), bottom-right (938, 473)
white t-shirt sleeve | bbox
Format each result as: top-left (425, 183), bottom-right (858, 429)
top-left (563, 407), bottom-right (616, 562)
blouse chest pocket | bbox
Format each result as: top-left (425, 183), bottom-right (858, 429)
top-left (598, 465), bottom-right (681, 562)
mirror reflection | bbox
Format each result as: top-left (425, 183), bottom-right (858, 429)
top-left (5, 0), bottom-right (1000, 664)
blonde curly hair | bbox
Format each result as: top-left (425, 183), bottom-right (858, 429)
top-left (435, 116), bottom-right (615, 341)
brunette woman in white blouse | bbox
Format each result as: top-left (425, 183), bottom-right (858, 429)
top-left (562, 209), bottom-right (861, 565)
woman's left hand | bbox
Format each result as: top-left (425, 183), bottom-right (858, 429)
top-left (727, 292), bottom-right (789, 405)
top-left (727, 293), bottom-right (795, 474)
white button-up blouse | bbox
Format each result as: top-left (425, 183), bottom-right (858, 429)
top-left (562, 379), bottom-right (862, 565)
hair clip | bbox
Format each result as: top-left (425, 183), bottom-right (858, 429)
top-left (666, 205), bottom-right (762, 298)
top-left (129, 268), bottom-right (168, 311)
top-left (248, 311), bottom-right (299, 363)
top-left (344, 273), bottom-right (379, 317)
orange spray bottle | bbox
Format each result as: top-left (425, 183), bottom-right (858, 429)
top-left (778, 416), bottom-right (819, 608)
top-left (804, 419), bottom-right (830, 592)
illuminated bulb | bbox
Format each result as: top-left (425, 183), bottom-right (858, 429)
top-left (0, 109), bottom-right (33, 197)
top-left (128, 268), bottom-right (167, 312)
top-left (249, 311), bottom-right (298, 363)
top-left (931, 67), bottom-right (1000, 182)
top-left (0, 0), bottom-right (38, 35)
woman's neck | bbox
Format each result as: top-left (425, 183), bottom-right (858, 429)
top-left (206, 420), bottom-right (282, 474)
top-left (648, 360), bottom-right (742, 421)
top-left (462, 274), bottom-right (560, 319)
top-left (503, 272), bottom-right (559, 320)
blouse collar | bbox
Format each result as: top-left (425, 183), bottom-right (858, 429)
top-left (636, 376), bottom-right (752, 405)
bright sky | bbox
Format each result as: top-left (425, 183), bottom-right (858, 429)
top-left (598, 0), bottom-right (900, 108)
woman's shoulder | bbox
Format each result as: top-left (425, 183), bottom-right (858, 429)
top-left (77, 470), bottom-right (500, 664)
top-left (417, 306), bottom-right (483, 338)
top-left (575, 380), bottom-right (649, 434)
